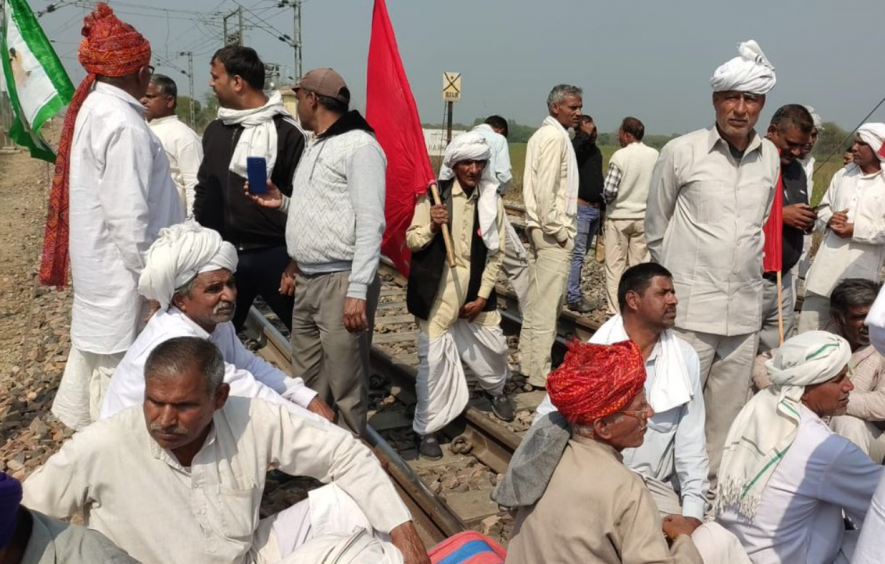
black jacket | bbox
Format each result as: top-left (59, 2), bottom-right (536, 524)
top-left (572, 133), bottom-right (604, 205)
top-left (194, 114), bottom-right (305, 250)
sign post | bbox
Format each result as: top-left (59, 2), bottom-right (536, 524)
top-left (442, 71), bottom-right (460, 145)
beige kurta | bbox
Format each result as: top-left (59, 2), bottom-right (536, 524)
top-left (506, 435), bottom-right (703, 564)
top-left (523, 121), bottom-right (577, 243)
top-left (406, 181), bottom-right (505, 339)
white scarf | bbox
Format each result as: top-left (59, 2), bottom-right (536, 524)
top-left (589, 315), bottom-right (692, 413)
top-left (715, 331), bottom-right (851, 520)
top-left (217, 91), bottom-right (289, 178)
top-left (542, 116), bottom-right (579, 216)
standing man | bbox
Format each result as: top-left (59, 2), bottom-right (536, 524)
top-left (519, 84), bottom-right (582, 389)
top-left (193, 45), bottom-right (303, 332)
top-left (645, 40), bottom-right (779, 487)
top-left (799, 124), bottom-right (885, 333)
top-left (141, 74), bottom-right (203, 217)
top-left (566, 114), bottom-right (604, 314)
top-left (248, 68), bottom-right (385, 438)
top-left (758, 105), bottom-right (815, 353)
top-left (602, 117), bottom-right (659, 315)
top-left (45, 3), bottom-right (185, 431)
top-left (406, 133), bottom-right (514, 459)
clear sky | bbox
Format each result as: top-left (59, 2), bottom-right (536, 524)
top-left (37, 0), bottom-right (885, 135)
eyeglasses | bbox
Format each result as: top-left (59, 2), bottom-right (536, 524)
top-left (616, 398), bottom-right (651, 420)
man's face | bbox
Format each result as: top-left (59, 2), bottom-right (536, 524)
top-left (713, 91), bottom-right (765, 142)
top-left (294, 88), bottom-right (317, 131)
top-left (551, 94), bottom-right (582, 130)
top-left (835, 304), bottom-right (872, 349)
top-left (629, 275), bottom-right (678, 331)
top-left (853, 136), bottom-right (880, 170)
top-left (143, 363), bottom-right (228, 454)
top-left (618, 127), bottom-right (629, 148)
top-left (799, 128), bottom-right (818, 160)
top-left (601, 391), bottom-right (654, 450)
top-left (453, 159), bottom-right (487, 190)
top-left (579, 118), bottom-right (596, 139)
top-left (802, 367), bottom-right (853, 417)
top-left (844, 151), bottom-right (856, 166)
top-left (141, 83), bottom-right (173, 121)
top-left (767, 124), bottom-right (812, 166)
top-left (173, 269), bottom-right (237, 331)
top-left (209, 58), bottom-right (236, 109)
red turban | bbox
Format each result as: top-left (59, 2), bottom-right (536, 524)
top-left (39, 3), bottom-right (151, 287)
top-left (547, 339), bottom-right (646, 427)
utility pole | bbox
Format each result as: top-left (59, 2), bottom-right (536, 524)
top-left (277, 0), bottom-right (302, 80)
top-left (264, 63), bottom-right (280, 91)
top-left (222, 7), bottom-right (244, 46)
top-left (179, 51), bottom-right (195, 129)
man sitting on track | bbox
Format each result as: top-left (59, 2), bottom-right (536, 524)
top-left (505, 263), bottom-right (709, 524)
top-left (503, 341), bottom-right (704, 563)
top-left (24, 337), bottom-right (429, 564)
top-left (406, 132), bottom-right (515, 460)
top-left (100, 221), bottom-right (334, 422)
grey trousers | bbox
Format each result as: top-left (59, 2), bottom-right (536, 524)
top-left (674, 328), bottom-right (758, 493)
top-left (290, 271), bottom-right (380, 437)
top-left (502, 216), bottom-right (530, 314)
top-left (758, 271), bottom-right (795, 354)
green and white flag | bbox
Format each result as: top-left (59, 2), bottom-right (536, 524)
top-left (0, 0), bottom-right (74, 162)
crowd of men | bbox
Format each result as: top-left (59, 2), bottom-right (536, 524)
top-left (8, 3), bottom-right (885, 563)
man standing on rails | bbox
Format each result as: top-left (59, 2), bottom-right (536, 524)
top-left (519, 84), bottom-right (583, 390)
top-left (46, 4), bottom-right (184, 431)
top-left (193, 45), bottom-right (303, 332)
top-left (645, 40), bottom-right (779, 492)
top-left (247, 68), bottom-right (386, 438)
top-left (406, 132), bottom-right (515, 460)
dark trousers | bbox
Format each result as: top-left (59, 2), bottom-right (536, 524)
top-left (231, 245), bottom-right (295, 332)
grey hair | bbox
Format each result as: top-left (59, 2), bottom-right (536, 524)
top-left (150, 73), bottom-right (178, 99)
top-left (145, 336), bottom-right (225, 395)
top-left (830, 278), bottom-right (881, 315)
top-left (547, 84), bottom-right (583, 109)
top-left (173, 275), bottom-right (198, 301)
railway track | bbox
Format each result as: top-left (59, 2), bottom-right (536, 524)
top-left (244, 257), bottom-right (602, 548)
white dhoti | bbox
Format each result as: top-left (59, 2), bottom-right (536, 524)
top-left (691, 522), bottom-right (752, 564)
top-left (249, 484), bottom-right (402, 564)
top-left (413, 320), bottom-right (509, 436)
top-left (52, 347), bottom-right (125, 431)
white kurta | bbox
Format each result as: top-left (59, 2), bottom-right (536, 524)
top-left (716, 405), bottom-right (882, 564)
top-left (69, 83), bottom-right (184, 355)
top-left (805, 164), bottom-right (885, 298)
top-left (23, 397), bottom-right (411, 564)
top-left (100, 308), bottom-right (317, 419)
top-left (148, 115), bottom-right (203, 216)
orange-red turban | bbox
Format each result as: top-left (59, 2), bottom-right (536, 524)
top-left (40, 3), bottom-right (151, 287)
top-left (547, 340), bottom-right (646, 427)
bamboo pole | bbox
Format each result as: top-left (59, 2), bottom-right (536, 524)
top-left (430, 183), bottom-right (455, 267)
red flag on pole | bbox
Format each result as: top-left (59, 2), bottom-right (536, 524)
top-left (366, 0), bottom-right (435, 277)
top-left (762, 168), bottom-right (783, 273)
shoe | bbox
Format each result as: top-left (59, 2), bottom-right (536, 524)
top-left (490, 393), bottom-right (515, 422)
top-left (567, 299), bottom-right (594, 314)
top-left (418, 434), bottom-right (443, 460)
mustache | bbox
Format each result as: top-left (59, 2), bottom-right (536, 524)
top-left (149, 423), bottom-right (188, 436)
top-left (213, 301), bottom-right (235, 315)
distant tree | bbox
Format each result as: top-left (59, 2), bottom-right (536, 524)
top-left (813, 121), bottom-right (852, 159)
top-left (175, 96), bottom-right (201, 129)
top-left (196, 93), bottom-right (220, 133)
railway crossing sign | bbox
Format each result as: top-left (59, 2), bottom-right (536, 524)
top-left (443, 72), bottom-right (461, 103)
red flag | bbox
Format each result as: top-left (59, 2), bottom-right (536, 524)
top-left (762, 168), bottom-right (783, 273)
top-left (366, 0), bottom-right (435, 277)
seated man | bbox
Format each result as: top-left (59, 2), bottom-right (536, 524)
top-left (24, 337), bottom-right (428, 564)
top-left (504, 340), bottom-right (703, 563)
top-left (505, 263), bottom-right (708, 522)
top-left (716, 331), bottom-right (882, 564)
top-left (752, 279), bottom-right (885, 462)
top-left (0, 472), bottom-right (137, 564)
top-left (101, 221), bottom-right (333, 422)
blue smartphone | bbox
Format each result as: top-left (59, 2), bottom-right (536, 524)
top-left (247, 157), bottom-right (268, 194)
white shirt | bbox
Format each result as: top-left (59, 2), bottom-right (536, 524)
top-left (854, 471), bottom-right (885, 564)
top-left (800, 155), bottom-right (816, 200)
top-left (148, 115), bottom-right (203, 216)
top-left (100, 308), bottom-right (317, 419)
top-left (535, 337), bottom-right (709, 520)
top-left (23, 397), bottom-right (411, 564)
top-left (69, 83), bottom-right (184, 355)
top-left (805, 164), bottom-right (885, 298)
top-left (717, 405), bottom-right (881, 564)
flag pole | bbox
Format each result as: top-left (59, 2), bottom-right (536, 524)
top-left (776, 270), bottom-right (784, 346)
top-left (430, 182), bottom-right (455, 267)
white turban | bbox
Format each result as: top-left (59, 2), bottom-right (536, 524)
top-left (716, 331), bottom-right (850, 520)
top-left (138, 221), bottom-right (238, 310)
top-left (803, 105), bottom-right (824, 131)
top-left (710, 40), bottom-right (776, 95)
top-left (438, 132), bottom-right (500, 252)
top-left (857, 123), bottom-right (885, 162)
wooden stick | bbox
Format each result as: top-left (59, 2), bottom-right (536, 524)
top-left (430, 183), bottom-right (455, 267)
top-left (776, 270), bottom-right (785, 346)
